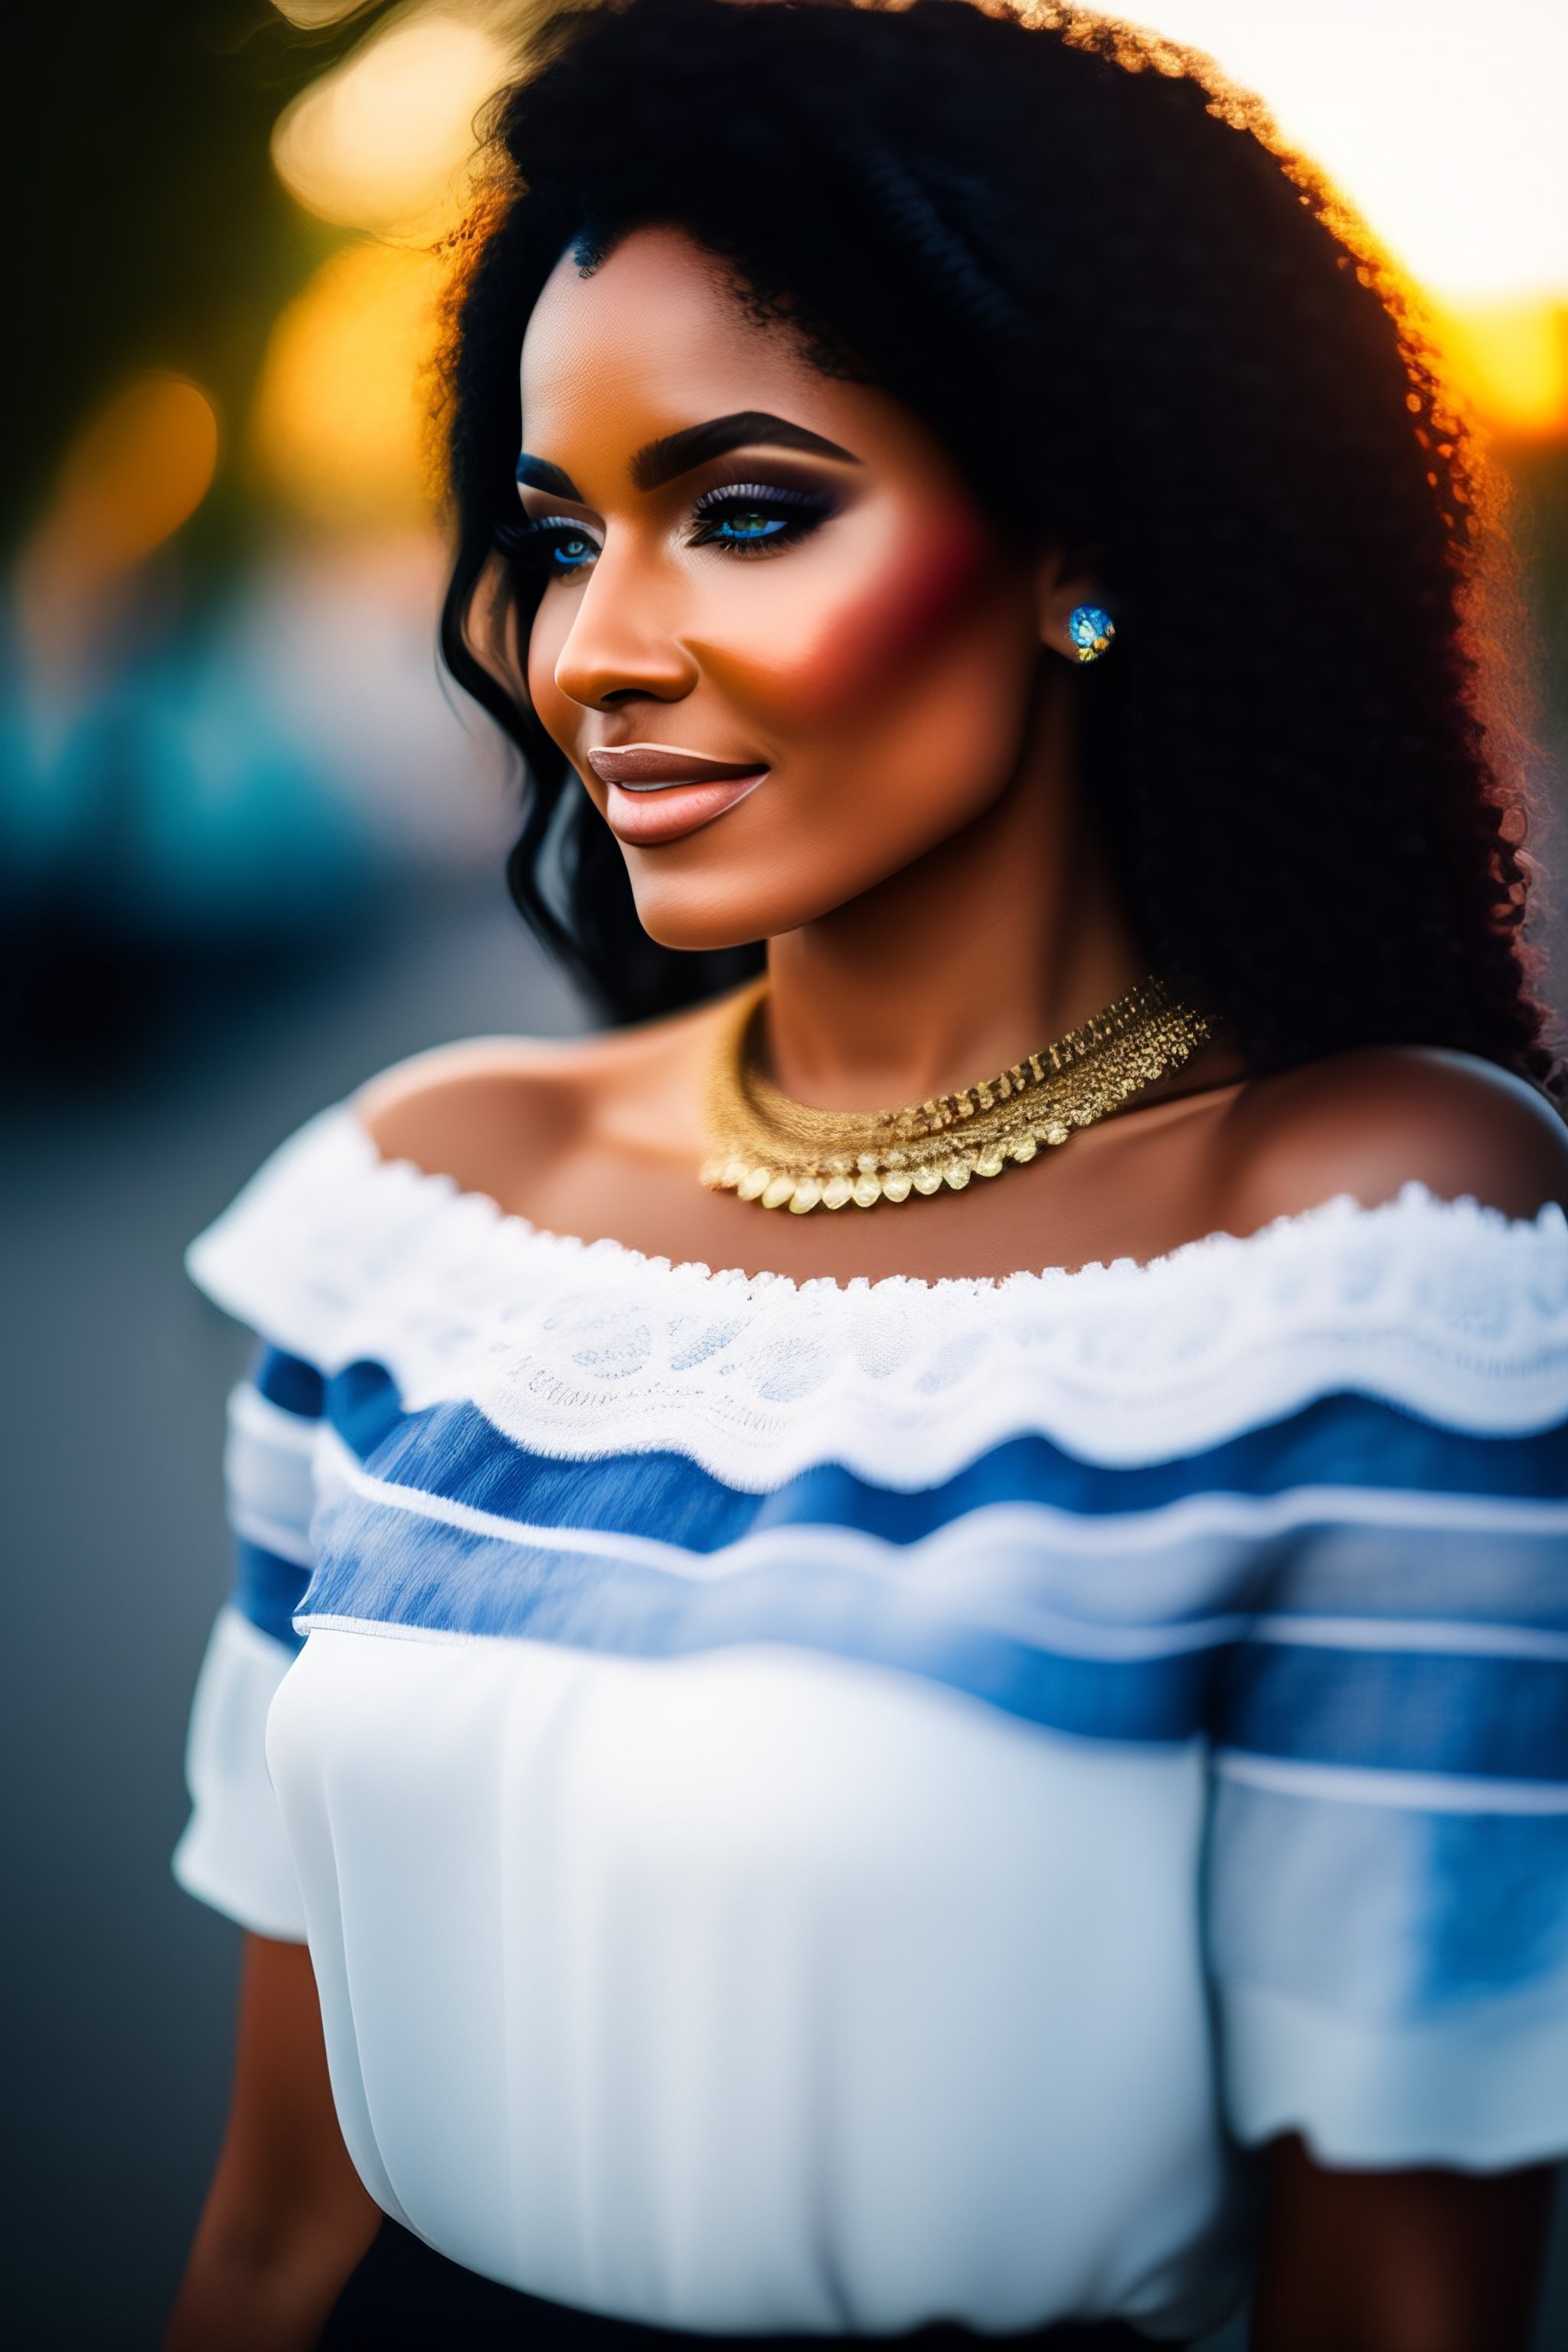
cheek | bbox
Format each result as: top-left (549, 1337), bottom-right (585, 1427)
top-left (733, 508), bottom-right (1001, 726)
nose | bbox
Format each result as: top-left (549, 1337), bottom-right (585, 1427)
top-left (551, 546), bottom-right (699, 711)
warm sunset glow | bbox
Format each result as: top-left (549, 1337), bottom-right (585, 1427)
top-left (260, 0), bottom-right (1568, 500)
top-left (270, 2), bottom-right (1568, 300)
top-left (1117, 0), bottom-right (1568, 434)
top-left (17, 371), bottom-right (220, 666)
top-left (1436, 302), bottom-right (1568, 439)
top-left (1120, 0), bottom-right (1568, 302)
top-left (248, 240), bottom-right (448, 524)
top-left (271, 2), bottom-right (512, 239)
top-left (41, 372), bottom-right (219, 574)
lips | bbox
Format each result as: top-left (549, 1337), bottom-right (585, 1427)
top-left (584, 743), bottom-right (769, 845)
top-left (586, 746), bottom-right (765, 789)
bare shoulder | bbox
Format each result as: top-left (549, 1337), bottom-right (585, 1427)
top-left (1214, 1047), bottom-right (1568, 1231)
top-left (353, 1001), bottom-right (717, 1204)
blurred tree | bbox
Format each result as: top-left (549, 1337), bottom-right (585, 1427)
top-left (4, 1), bottom-right (402, 566)
top-left (2, 2), bottom-right (417, 1083)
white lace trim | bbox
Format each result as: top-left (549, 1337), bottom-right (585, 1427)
top-left (185, 1104), bottom-right (1568, 1489)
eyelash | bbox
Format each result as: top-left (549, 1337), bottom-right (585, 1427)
top-left (499, 482), bottom-right (835, 577)
top-left (688, 482), bottom-right (833, 556)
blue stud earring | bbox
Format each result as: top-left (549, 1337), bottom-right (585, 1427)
top-left (1067, 603), bottom-right (1116, 663)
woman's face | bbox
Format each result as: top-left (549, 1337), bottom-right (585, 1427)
top-left (518, 225), bottom-right (1072, 952)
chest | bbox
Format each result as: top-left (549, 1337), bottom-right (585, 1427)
top-left (488, 1089), bottom-right (1241, 1285)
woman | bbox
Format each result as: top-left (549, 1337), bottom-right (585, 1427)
top-left (166, 3), bottom-right (1568, 2346)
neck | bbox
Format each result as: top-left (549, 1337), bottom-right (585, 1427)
top-left (762, 681), bottom-right (1142, 1110)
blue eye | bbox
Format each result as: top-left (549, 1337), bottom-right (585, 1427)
top-left (713, 510), bottom-right (789, 543)
top-left (498, 514), bottom-right (601, 576)
top-left (535, 517), bottom-right (599, 573)
top-left (495, 483), bottom-right (834, 577)
top-left (689, 482), bottom-right (833, 557)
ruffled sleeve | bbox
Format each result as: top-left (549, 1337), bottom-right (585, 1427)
top-left (172, 1338), bottom-right (325, 1941)
top-left (1205, 1364), bottom-right (1568, 2169)
top-left (173, 1103), bottom-right (476, 1936)
top-left (171, 1112), bottom-right (368, 1941)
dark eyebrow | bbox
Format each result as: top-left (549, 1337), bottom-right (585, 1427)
top-left (631, 411), bottom-right (860, 492)
top-left (515, 452), bottom-right (583, 499)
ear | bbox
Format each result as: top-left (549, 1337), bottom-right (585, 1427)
top-left (1033, 553), bottom-right (1113, 665)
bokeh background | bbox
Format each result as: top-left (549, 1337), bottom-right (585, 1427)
top-left (5, 3), bottom-right (1568, 2344)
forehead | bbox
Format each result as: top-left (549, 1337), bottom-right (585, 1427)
top-left (519, 224), bottom-right (832, 456)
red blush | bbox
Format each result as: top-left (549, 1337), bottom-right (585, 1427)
top-left (776, 511), bottom-right (993, 719)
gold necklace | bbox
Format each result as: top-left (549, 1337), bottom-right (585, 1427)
top-left (702, 975), bottom-right (1211, 1214)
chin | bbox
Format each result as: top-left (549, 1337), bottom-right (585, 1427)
top-left (626, 860), bottom-right (835, 955)
top-left (629, 890), bottom-right (789, 957)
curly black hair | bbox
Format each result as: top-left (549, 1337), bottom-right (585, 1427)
top-left (439, 0), bottom-right (1556, 1086)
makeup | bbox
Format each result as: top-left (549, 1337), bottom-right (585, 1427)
top-left (586, 745), bottom-right (769, 846)
top-left (521, 224), bottom-right (1044, 946)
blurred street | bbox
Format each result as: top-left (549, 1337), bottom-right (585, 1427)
top-left (3, 883), bottom-right (586, 2347)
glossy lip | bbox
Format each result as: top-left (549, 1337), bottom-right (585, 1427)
top-left (602, 770), bottom-right (768, 846)
top-left (584, 743), bottom-right (771, 846)
top-left (586, 744), bottom-right (766, 789)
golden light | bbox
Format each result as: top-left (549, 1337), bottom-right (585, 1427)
top-left (260, 0), bottom-right (1568, 462)
top-left (271, 2), bottom-right (513, 239)
top-left (16, 371), bottom-right (220, 668)
top-left (1435, 302), bottom-right (1568, 439)
top-left (248, 240), bottom-right (449, 524)
top-left (1122, 0), bottom-right (1568, 434)
top-left (34, 372), bottom-right (220, 580)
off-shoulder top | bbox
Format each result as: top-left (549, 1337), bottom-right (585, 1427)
top-left (175, 1098), bottom-right (1568, 2341)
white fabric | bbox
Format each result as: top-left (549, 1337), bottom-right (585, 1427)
top-left (225, 1377), bottom-right (318, 1551)
top-left (175, 1606), bottom-right (307, 1942)
top-left (185, 1106), bottom-right (1568, 1491)
top-left (1223, 1979), bottom-right (1568, 2168)
top-left (170, 1373), bottom-right (320, 1938)
top-left (268, 1630), bottom-right (1240, 2337)
top-left (174, 1093), bottom-right (1568, 2332)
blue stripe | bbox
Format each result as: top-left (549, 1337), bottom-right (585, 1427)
top-left (1210, 1782), bottom-right (1568, 2014)
top-left (235, 1537), bottom-right (309, 1653)
top-left (1415, 1811), bottom-right (1568, 2004)
top-left (253, 1344), bottom-right (325, 1422)
top-left (300, 1497), bottom-right (1215, 1740)
top-left (292, 1363), bottom-right (1568, 1759)
top-left (1220, 1642), bottom-right (1568, 1781)
top-left (299, 1493), bottom-right (1568, 1774)
top-left (323, 1360), bottom-right (1568, 1550)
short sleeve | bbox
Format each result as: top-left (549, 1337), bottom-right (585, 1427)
top-left (171, 1343), bottom-right (323, 1941)
top-left (1206, 1426), bottom-right (1568, 2171)
top-left (173, 1101), bottom-right (448, 1936)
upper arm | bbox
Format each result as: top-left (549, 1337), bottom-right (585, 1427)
top-left (165, 1938), bottom-right (378, 2351)
top-left (216, 1937), bottom-right (375, 2239)
top-left (1217, 1048), bottom-right (1568, 1235)
top-left (1253, 2135), bottom-right (1556, 2352)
